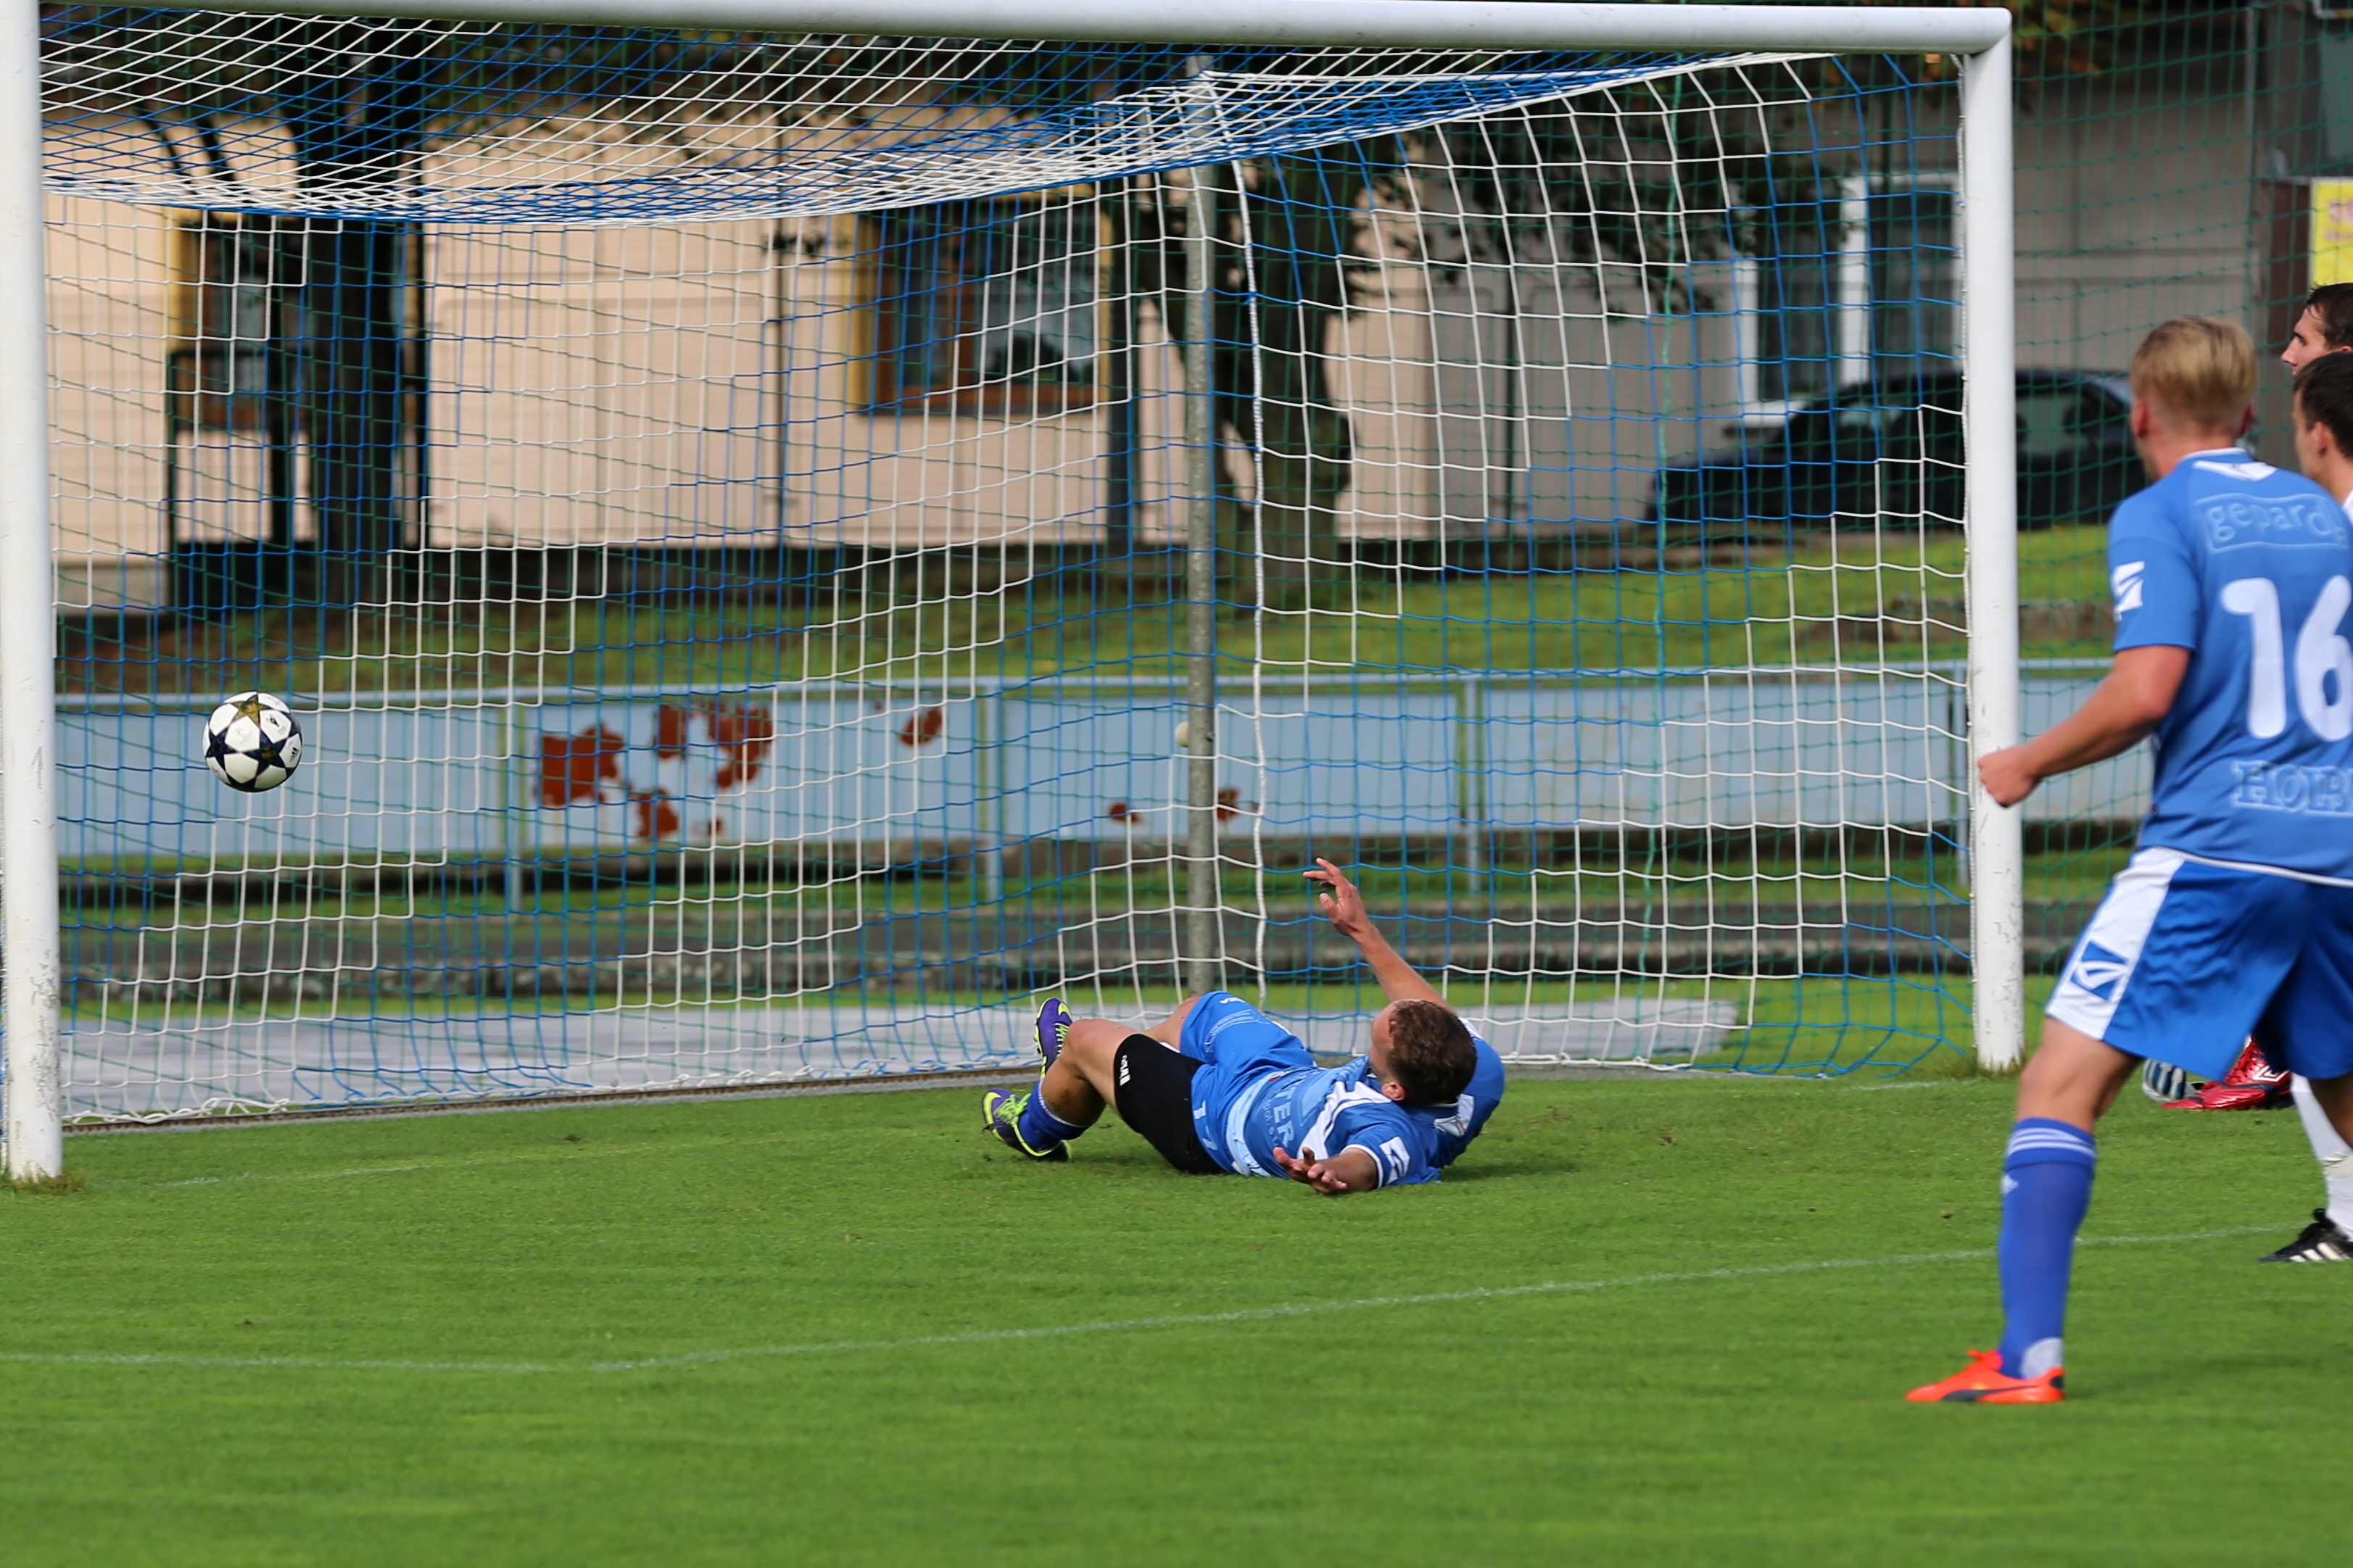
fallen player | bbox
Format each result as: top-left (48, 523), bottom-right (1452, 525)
top-left (982, 858), bottom-right (1505, 1193)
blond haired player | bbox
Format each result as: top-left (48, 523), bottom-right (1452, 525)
top-left (1910, 320), bottom-right (2353, 1403)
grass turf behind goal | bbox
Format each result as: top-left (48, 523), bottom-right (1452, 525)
top-left (0, 1077), bottom-right (2345, 1565)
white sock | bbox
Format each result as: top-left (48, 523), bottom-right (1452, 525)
top-left (2324, 1153), bottom-right (2353, 1238)
top-left (2295, 1077), bottom-right (2353, 1234)
top-left (2019, 1337), bottom-right (2063, 1380)
top-left (2291, 1076), bottom-right (2352, 1161)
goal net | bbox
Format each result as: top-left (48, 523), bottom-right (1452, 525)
top-left (25, 7), bottom-right (2015, 1121)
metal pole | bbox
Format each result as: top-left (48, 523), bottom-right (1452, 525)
top-left (1103, 176), bottom-right (1138, 568)
top-left (1961, 30), bottom-right (2023, 1071)
top-left (1180, 67), bottom-right (1223, 995)
top-left (1, 0), bottom-right (63, 1179)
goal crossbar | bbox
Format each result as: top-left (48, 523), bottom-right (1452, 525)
top-left (133, 1), bottom-right (2011, 56)
top-left (0, 3), bottom-right (2020, 1177)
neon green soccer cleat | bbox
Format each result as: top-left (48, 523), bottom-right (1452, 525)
top-left (983, 1088), bottom-right (1070, 1162)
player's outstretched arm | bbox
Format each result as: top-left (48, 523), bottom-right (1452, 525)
top-left (1978, 644), bottom-right (2191, 806)
top-left (1304, 857), bottom-right (1444, 1007)
top-left (1270, 1143), bottom-right (1382, 1196)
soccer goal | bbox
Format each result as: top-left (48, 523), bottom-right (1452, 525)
top-left (0, 2), bottom-right (2019, 1176)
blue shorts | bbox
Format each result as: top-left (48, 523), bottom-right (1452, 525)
top-left (1179, 992), bottom-right (1314, 1077)
top-left (2046, 848), bottom-right (2353, 1082)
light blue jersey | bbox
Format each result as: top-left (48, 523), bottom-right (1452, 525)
top-left (1178, 992), bottom-right (1502, 1187)
top-left (2110, 448), bottom-right (2353, 878)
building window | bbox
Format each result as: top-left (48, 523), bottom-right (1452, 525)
top-left (1745, 199), bottom-right (1845, 407)
top-left (1734, 175), bottom-right (1958, 413)
top-left (169, 214), bottom-right (291, 436)
top-left (869, 196), bottom-right (1099, 413)
top-left (1865, 181), bottom-right (1956, 381)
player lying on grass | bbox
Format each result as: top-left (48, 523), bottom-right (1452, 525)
top-left (1909, 319), bottom-right (2353, 1406)
top-left (981, 859), bottom-right (1505, 1193)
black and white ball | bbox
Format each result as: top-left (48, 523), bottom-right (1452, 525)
top-left (202, 692), bottom-right (303, 793)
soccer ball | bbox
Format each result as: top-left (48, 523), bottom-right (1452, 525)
top-left (202, 692), bottom-right (304, 793)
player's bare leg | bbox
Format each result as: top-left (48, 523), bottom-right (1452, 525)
top-left (1038, 1019), bottom-right (1121, 1126)
top-left (1040, 1000), bottom-right (1199, 1124)
top-left (2015, 1019), bottom-right (2138, 1128)
top-left (985, 997), bottom-right (1199, 1161)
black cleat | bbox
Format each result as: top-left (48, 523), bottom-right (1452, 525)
top-left (2258, 1210), bottom-right (2353, 1263)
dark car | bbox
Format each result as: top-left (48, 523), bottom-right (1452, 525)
top-left (1648, 370), bottom-right (2143, 539)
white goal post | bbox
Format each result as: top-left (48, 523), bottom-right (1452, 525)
top-left (0, 1), bottom-right (2017, 1180)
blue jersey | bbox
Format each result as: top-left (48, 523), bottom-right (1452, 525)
top-left (1179, 992), bottom-right (1502, 1187)
top-left (2110, 449), bottom-right (2353, 879)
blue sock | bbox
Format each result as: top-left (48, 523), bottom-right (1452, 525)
top-left (1017, 1082), bottom-right (1088, 1147)
top-left (1997, 1117), bottom-right (2097, 1380)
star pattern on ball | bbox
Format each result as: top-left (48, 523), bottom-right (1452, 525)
top-left (204, 693), bottom-right (302, 793)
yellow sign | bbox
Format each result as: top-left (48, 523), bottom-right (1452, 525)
top-left (2318, 181), bottom-right (2353, 287)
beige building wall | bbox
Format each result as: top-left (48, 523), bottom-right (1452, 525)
top-left (1419, 260), bottom-right (1741, 535)
top-left (48, 194), bottom-right (173, 610)
top-left (2010, 86), bottom-right (2251, 374)
top-left (775, 211), bottom-right (1179, 553)
top-left (38, 71), bottom-right (2270, 600)
top-left (426, 222), bottom-right (778, 550)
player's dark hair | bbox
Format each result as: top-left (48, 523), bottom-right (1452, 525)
top-left (2295, 350), bottom-right (2353, 462)
top-left (1384, 1000), bottom-right (1478, 1106)
top-left (2302, 283), bottom-right (2353, 352)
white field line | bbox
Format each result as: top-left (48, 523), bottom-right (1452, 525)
top-left (0, 1226), bottom-right (2277, 1379)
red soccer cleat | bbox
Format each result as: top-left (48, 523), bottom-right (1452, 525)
top-left (2164, 1040), bottom-right (2291, 1111)
top-left (1906, 1348), bottom-right (2066, 1404)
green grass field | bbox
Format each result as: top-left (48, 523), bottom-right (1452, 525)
top-left (2, 1071), bottom-right (2345, 1565)
top-left (69, 526), bottom-right (2112, 696)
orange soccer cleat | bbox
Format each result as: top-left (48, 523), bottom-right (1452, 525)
top-left (1906, 1348), bottom-right (2066, 1404)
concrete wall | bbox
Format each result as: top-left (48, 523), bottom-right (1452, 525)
top-left (2011, 83), bottom-right (2254, 380)
top-left (48, 194), bottom-right (172, 607)
top-left (58, 670), bottom-right (2149, 870)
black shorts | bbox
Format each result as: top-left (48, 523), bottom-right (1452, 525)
top-left (1112, 1035), bottom-right (1223, 1175)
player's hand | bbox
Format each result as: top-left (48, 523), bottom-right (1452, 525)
top-left (1977, 745), bottom-right (2040, 808)
top-left (1304, 858), bottom-right (1373, 941)
top-left (1272, 1145), bottom-right (1354, 1195)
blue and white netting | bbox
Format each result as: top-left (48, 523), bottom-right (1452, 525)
top-left (44, 12), bottom-right (1811, 223)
